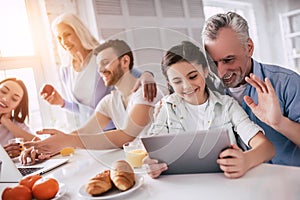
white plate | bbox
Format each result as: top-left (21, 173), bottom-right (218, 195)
top-left (52, 183), bottom-right (67, 200)
top-left (78, 174), bottom-right (144, 199)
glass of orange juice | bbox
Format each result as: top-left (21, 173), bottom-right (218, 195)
top-left (123, 140), bottom-right (147, 168)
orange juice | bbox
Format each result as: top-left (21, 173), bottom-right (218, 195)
top-left (60, 147), bottom-right (75, 156)
top-left (125, 149), bottom-right (147, 168)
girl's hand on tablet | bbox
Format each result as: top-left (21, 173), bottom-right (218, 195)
top-left (143, 156), bottom-right (168, 178)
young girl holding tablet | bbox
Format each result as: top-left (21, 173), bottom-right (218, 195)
top-left (144, 41), bottom-right (275, 179)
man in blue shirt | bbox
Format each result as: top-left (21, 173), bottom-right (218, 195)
top-left (202, 12), bottom-right (300, 166)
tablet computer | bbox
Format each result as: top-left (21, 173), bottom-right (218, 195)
top-left (141, 128), bottom-right (231, 175)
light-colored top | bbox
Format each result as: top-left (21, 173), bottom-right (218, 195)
top-left (70, 53), bottom-right (96, 107)
top-left (148, 89), bottom-right (263, 147)
top-left (96, 87), bottom-right (163, 136)
top-left (0, 121), bottom-right (31, 146)
top-left (60, 54), bottom-right (113, 127)
top-left (184, 101), bottom-right (207, 130)
top-left (60, 53), bottom-right (141, 128)
top-left (225, 59), bottom-right (300, 166)
top-left (228, 84), bottom-right (247, 105)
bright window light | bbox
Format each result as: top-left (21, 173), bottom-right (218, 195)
top-left (0, 0), bottom-right (34, 57)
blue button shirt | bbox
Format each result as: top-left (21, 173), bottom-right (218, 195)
top-left (227, 59), bottom-right (300, 166)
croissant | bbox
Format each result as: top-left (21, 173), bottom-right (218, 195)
top-left (85, 170), bottom-right (112, 196)
top-left (111, 160), bottom-right (135, 191)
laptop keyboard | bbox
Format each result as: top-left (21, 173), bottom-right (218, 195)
top-left (18, 167), bottom-right (43, 176)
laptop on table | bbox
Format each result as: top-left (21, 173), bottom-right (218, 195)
top-left (0, 145), bottom-right (68, 183)
top-left (141, 128), bottom-right (231, 175)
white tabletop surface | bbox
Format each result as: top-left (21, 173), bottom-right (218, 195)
top-left (1, 149), bottom-right (300, 200)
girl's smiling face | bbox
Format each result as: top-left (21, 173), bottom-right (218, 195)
top-left (167, 61), bottom-right (208, 105)
top-left (0, 80), bottom-right (24, 114)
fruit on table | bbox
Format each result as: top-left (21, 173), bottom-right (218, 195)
top-left (32, 177), bottom-right (59, 200)
top-left (2, 185), bottom-right (32, 200)
top-left (19, 174), bottom-right (42, 191)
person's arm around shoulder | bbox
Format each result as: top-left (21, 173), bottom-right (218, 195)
top-left (218, 132), bottom-right (275, 178)
top-left (244, 73), bottom-right (300, 147)
top-left (131, 71), bottom-right (157, 102)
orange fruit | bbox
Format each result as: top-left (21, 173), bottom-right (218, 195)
top-left (19, 174), bottom-right (42, 191)
top-left (32, 177), bottom-right (59, 200)
top-left (2, 185), bottom-right (32, 200)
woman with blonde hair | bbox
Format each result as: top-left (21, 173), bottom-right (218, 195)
top-left (41, 13), bottom-right (156, 129)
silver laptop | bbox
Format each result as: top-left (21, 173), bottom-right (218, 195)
top-left (0, 145), bottom-right (68, 183)
top-left (141, 128), bottom-right (231, 175)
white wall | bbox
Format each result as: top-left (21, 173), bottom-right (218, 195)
top-left (43, 0), bottom-right (300, 69)
top-left (238, 0), bottom-right (300, 69)
top-left (242, 0), bottom-right (289, 66)
top-left (34, 0), bottom-right (299, 130)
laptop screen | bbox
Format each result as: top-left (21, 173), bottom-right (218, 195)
top-left (0, 145), bottom-right (68, 183)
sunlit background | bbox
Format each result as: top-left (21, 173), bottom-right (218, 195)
top-left (0, 0), bottom-right (298, 132)
top-left (0, 0), bottom-right (34, 57)
top-left (2, 0), bottom-right (247, 132)
top-left (0, 0), bottom-right (41, 131)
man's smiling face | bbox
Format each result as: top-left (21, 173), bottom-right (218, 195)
top-left (97, 47), bottom-right (125, 86)
top-left (205, 27), bottom-right (253, 88)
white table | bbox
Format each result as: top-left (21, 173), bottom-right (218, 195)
top-left (1, 149), bottom-right (300, 200)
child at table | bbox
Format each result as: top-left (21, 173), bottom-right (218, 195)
top-left (0, 78), bottom-right (36, 158)
top-left (143, 41), bottom-right (275, 179)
